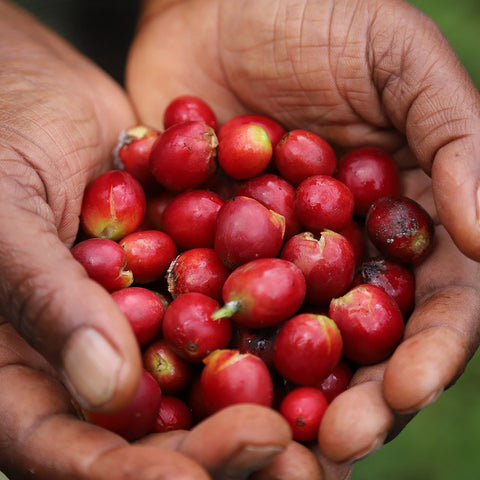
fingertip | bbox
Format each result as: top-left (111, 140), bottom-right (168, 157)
top-left (318, 382), bottom-right (393, 463)
top-left (59, 280), bottom-right (143, 413)
top-left (432, 139), bottom-right (480, 262)
top-left (178, 404), bottom-right (291, 476)
top-left (250, 441), bottom-right (324, 480)
top-left (383, 327), bottom-right (464, 413)
top-left (62, 325), bottom-right (142, 413)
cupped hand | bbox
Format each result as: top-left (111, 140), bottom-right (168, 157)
top-left (0, 2), bottom-right (303, 479)
top-left (126, 0), bottom-right (480, 477)
top-left (0, 316), bottom-right (304, 479)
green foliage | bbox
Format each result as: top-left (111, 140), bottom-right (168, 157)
top-left (408, 0), bottom-right (480, 88)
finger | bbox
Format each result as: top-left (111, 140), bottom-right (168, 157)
top-left (250, 441), bottom-right (324, 480)
top-left (0, 334), bottom-right (209, 480)
top-left (318, 371), bottom-right (394, 464)
top-left (0, 213), bottom-right (142, 411)
top-left (366, 2), bottom-right (480, 259)
top-left (176, 404), bottom-right (291, 480)
top-left (383, 226), bottom-right (480, 413)
top-left (0, 1), bottom-right (141, 412)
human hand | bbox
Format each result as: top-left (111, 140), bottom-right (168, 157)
top-left (126, 0), bottom-right (480, 477)
top-left (0, 2), bottom-right (303, 479)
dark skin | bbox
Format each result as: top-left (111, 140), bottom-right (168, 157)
top-left (1, 0), bottom-right (480, 478)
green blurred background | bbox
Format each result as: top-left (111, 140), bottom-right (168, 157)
top-left (353, 1), bottom-right (480, 479)
top-left (3, 1), bottom-right (480, 479)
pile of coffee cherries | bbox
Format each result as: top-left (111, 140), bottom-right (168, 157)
top-left (73, 95), bottom-right (434, 443)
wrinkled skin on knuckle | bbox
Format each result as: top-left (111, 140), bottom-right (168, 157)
top-left (216, 0), bottom-right (411, 150)
top-left (368, 1), bottom-right (480, 172)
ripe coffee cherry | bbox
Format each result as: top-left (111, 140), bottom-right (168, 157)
top-left (213, 258), bottom-right (306, 328)
top-left (279, 387), bottom-right (329, 442)
top-left (366, 195), bottom-right (435, 265)
top-left (275, 129), bottom-right (337, 186)
top-left (217, 124), bottom-right (272, 179)
top-left (281, 230), bottom-right (355, 306)
top-left (112, 287), bottom-right (165, 347)
top-left (162, 189), bottom-right (224, 250)
top-left (143, 339), bottom-right (193, 394)
top-left (82, 369), bottom-right (161, 441)
top-left (294, 175), bottom-right (354, 233)
top-left (114, 125), bottom-right (160, 191)
top-left (166, 248), bottom-right (230, 302)
top-left (337, 147), bottom-right (401, 216)
top-left (163, 95), bottom-right (217, 131)
top-left (80, 170), bottom-right (146, 241)
top-left (153, 395), bottom-right (194, 433)
top-left (354, 257), bottom-right (415, 316)
top-left (200, 349), bottom-right (274, 414)
top-left (274, 313), bottom-right (343, 385)
top-left (162, 293), bottom-right (232, 363)
top-left (236, 173), bottom-right (301, 239)
top-left (329, 284), bottom-right (404, 365)
top-left (119, 230), bottom-right (177, 284)
top-left (214, 196), bottom-right (285, 269)
top-left (218, 113), bottom-right (286, 148)
top-left (71, 238), bottom-right (133, 292)
top-left (317, 359), bottom-right (354, 402)
top-left (150, 120), bottom-right (218, 191)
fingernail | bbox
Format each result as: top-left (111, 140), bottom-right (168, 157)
top-left (224, 445), bottom-right (284, 479)
top-left (349, 434), bottom-right (386, 463)
top-left (62, 327), bottom-right (122, 409)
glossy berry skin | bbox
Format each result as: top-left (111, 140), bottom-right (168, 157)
top-left (200, 349), bottom-right (274, 415)
top-left (162, 190), bottom-right (224, 250)
top-left (317, 359), bottom-right (354, 403)
top-left (114, 125), bottom-right (160, 191)
top-left (274, 129), bottom-right (337, 186)
top-left (71, 238), bottom-right (133, 292)
top-left (217, 124), bottom-right (272, 179)
top-left (279, 387), bottom-right (329, 442)
top-left (354, 257), bottom-right (415, 317)
top-left (217, 114), bottom-right (286, 148)
top-left (337, 147), bottom-right (401, 216)
top-left (366, 195), bottom-right (435, 265)
top-left (153, 395), bottom-right (194, 433)
top-left (112, 287), bottom-right (165, 347)
top-left (80, 170), bottom-right (146, 241)
top-left (273, 313), bottom-right (343, 385)
top-left (162, 292), bottom-right (232, 363)
top-left (294, 175), bottom-right (354, 233)
top-left (83, 369), bottom-right (161, 441)
top-left (236, 173), bottom-right (301, 239)
top-left (119, 230), bottom-right (177, 284)
top-left (214, 196), bottom-right (285, 270)
top-left (143, 339), bottom-right (193, 394)
top-left (329, 284), bottom-right (404, 365)
top-left (163, 95), bottom-right (217, 131)
top-left (166, 248), bottom-right (230, 302)
top-left (281, 230), bottom-right (355, 306)
top-left (213, 258), bottom-right (306, 328)
top-left (149, 121), bottom-right (218, 191)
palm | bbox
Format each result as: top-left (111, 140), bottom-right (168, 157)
top-left (126, 0), bottom-right (480, 470)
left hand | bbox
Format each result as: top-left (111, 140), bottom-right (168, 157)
top-left (126, 0), bottom-right (480, 477)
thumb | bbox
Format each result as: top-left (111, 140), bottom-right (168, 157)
top-left (0, 191), bottom-right (142, 411)
top-left (369, 2), bottom-right (480, 260)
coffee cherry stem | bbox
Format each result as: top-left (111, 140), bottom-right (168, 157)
top-left (211, 300), bottom-right (242, 320)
